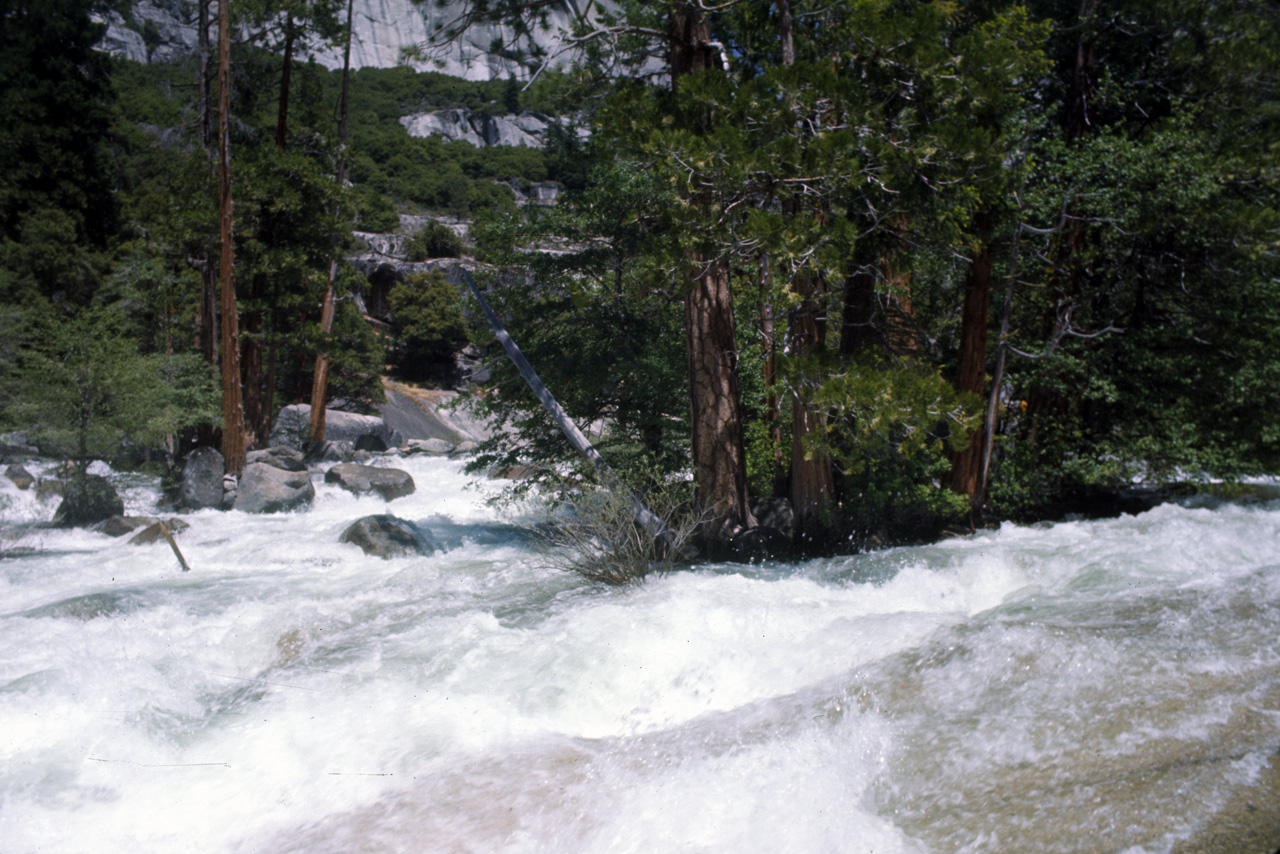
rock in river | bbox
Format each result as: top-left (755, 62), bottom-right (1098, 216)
top-left (53, 475), bottom-right (124, 528)
top-left (339, 514), bottom-right (438, 559)
top-left (234, 463), bottom-right (315, 514)
top-left (181, 447), bottom-right (225, 510)
top-left (325, 463), bottom-right (415, 501)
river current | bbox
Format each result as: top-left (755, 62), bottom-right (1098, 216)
top-left (2, 454), bottom-right (1278, 853)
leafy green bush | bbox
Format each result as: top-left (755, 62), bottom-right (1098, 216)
top-left (387, 271), bottom-right (468, 382)
top-left (404, 221), bottom-right (463, 260)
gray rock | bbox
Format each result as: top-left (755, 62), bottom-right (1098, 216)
top-left (0, 430), bottom-right (40, 459)
top-left (234, 463), bottom-right (316, 514)
top-left (98, 515), bottom-right (157, 537)
top-left (750, 497), bottom-right (795, 540)
top-left (404, 438), bottom-right (455, 456)
top-left (5, 463), bottom-right (34, 490)
top-left (54, 475), bottom-right (125, 528)
top-left (181, 447), bottom-right (226, 510)
top-left (306, 440), bottom-right (356, 463)
top-left (325, 463), bottom-right (415, 501)
top-left (380, 387), bottom-right (492, 445)
top-left (339, 514), bottom-right (438, 559)
top-left (400, 109), bottom-right (547, 148)
top-left (354, 434), bottom-right (388, 453)
top-left (726, 526), bottom-right (794, 563)
top-left (247, 446), bottom-right (307, 472)
top-left (270, 404), bottom-right (395, 450)
top-left (97, 0), bottom-right (598, 81)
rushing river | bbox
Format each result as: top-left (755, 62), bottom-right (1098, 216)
top-left (2, 454), bottom-right (1279, 853)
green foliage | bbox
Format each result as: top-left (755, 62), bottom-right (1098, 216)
top-left (387, 271), bottom-right (468, 382)
top-left (464, 275), bottom-right (689, 504)
top-left (0, 306), bottom-right (219, 470)
top-left (319, 295), bottom-right (388, 412)
top-left (0, 0), bottom-right (118, 251)
top-left (352, 186), bottom-right (400, 233)
top-left (404, 221), bottom-right (463, 260)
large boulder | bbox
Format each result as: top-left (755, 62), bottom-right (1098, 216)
top-left (234, 463), bottom-right (315, 514)
top-left (269, 404), bottom-right (395, 451)
top-left (181, 447), bottom-right (225, 510)
top-left (54, 475), bottom-right (125, 528)
top-left (325, 463), bottom-right (415, 501)
top-left (339, 515), bottom-right (438, 559)
top-left (379, 384), bottom-right (492, 446)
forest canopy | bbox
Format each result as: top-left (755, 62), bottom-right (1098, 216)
top-left (1, 0), bottom-right (1277, 555)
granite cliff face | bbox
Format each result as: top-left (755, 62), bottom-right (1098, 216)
top-left (96, 0), bottom-right (589, 81)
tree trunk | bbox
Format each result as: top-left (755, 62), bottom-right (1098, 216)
top-left (275, 16), bottom-right (296, 149)
top-left (686, 256), bottom-right (755, 542)
top-left (669, 7), bottom-right (754, 548)
top-left (841, 263), bottom-right (878, 357)
top-left (787, 271), bottom-right (835, 540)
top-left (240, 273), bottom-right (265, 447)
top-left (946, 216), bottom-right (994, 501)
top-left (308, 0), bottom-right (355, 444)
top-left (461, 269), bottom-right (669, 542)
top-left (218, 0), bottom-right (246, 476)
top-left (194, 0), bottom-right (218, 451)
top-left (778, 0), bottom-right (794, 68)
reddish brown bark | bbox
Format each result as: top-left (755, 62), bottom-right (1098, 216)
top-left (685, 257), bottom-right (755, 541)
top-left (787, 272), bottom-right (835, 536)
top-left (946, 225), bottom-right (994, 499)
top-left (670, 8), bottom-right (754, 547)
top-left (307, 0), bottom-right (355, 444)
top-left (217, 0), bottom-right (246, 475)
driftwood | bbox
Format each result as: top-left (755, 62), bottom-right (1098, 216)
top-left (460, 268), bottom-right (670, 544)
top-left (157, 521), bottom-right (192, 573)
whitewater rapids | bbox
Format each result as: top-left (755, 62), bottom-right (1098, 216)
top-left (2, 455), bottom-right (1278, 853)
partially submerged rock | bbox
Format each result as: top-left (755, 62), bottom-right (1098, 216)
top-left (339, 514), bottom-right (438, 559)
top-left (98, 515), bottom-right (157, 537)
top-left (128, 518), bottom-right (190, 545)
top-left (325, 463), bottom-right (415, 501)
top-left (5, 463), bottom-right (34, 490)
top-left (403, 438), bottom-right (454, 456)
top-left (234, 463), bottom-right (315, 514)
top-left (53, 475), bottom-right (125, 528)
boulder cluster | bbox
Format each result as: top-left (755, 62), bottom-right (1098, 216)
top-left (2, 394), bottom-right (489, 561)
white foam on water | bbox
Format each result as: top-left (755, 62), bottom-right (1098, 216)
top-left (3, 457), bottom-right (1279, 853)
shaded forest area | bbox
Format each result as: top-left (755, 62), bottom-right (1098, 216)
top-left (2, 0), bottom-right (1278, 558)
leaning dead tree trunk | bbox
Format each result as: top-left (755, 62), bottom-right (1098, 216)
top-left (460, 269), bottom-right (669, 544)
top-left (308, 0), bottom-right (355, 444)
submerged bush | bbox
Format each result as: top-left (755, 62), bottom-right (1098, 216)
top-left (527, 478), bottom-right (701, 586)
